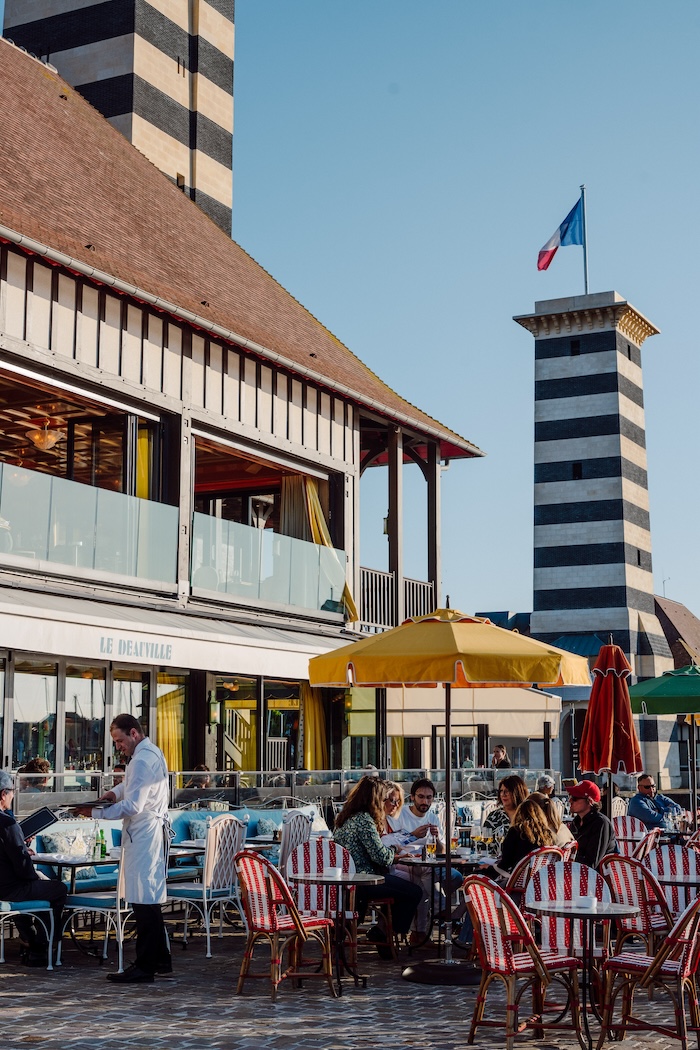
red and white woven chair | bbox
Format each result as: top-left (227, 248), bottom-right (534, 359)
top-left (685, 829), bottom-right (700, 852)
top-left (524, 861), bottom-right (612, 963)
top-left (234, 849), bottom-right (336, 1000)
top-left (286, 839), bottom-right (358, 965)
top-left (463, 874), bottom-right (581, 1050)
top-left (278, 811), bottom-right (313, 873)
top-left (599, 853), bottom-right (672, 954)
top-left (631, 827), bottom-right (662, 862)
top-left (559, 840), bottom-right (578, 862)
top-left (613, 815), bottom-right (648, 857)
top-left (596, 895), bottom-right (700, 1050)
top-left (644, 844), bottom-right (700, 917)
top-left (504, 846), bottom-right (563, 898)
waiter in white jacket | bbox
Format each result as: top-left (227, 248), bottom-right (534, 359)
top-left (75, 713), bottom-right (171, 983)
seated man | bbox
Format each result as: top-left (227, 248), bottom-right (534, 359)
top-left (386, 777), bottom-right (463, 945)
top-left (628, 773), bottom-right (683, 829)
top-left (0, 771), bottom-right (66, 965)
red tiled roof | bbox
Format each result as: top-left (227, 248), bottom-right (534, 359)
top-left (655, 596), bottom-right (700, 668)
top-left (0, 41), bottom-right (482, 460)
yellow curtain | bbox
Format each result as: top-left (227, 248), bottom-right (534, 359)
top-left (303, 478), bottom-right (359, 622)
top-left (136, 426), bottom-right (151, 499)
top-left (301, 682), bottom-right (328, 769)
top-left (156, 686), bottom-right (185, 770)
top-left (391, 736), bottom-right (405, 771)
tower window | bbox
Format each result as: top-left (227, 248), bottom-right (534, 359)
top-left (572, 462), bottom-right (582, 480)
top-left (627, 344), bottom-right (632, 360)
top-left (176, 174), bottom-right (186, 191)
top-left (637, 549), bottom-right (642, 566)
top-left (570, 339), bottom-right (580, 355)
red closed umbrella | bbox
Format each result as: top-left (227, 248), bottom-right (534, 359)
top-left (579, 645), bottom-right (643, 815)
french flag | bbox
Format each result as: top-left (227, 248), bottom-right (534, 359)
top-left (538, 197), bottom-right (584, 271)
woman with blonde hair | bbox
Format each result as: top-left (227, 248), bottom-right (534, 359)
top-left (497, 795), bottom-right (555, 877)
top-left (530, 790), bottom-right (574, 847)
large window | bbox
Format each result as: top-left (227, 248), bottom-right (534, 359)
top-left (216, 675), bottom-right (258, 772)
top-left (13, 659), bottom-right (57, 769)
top-left (113, 668), bottom-right (150, 737)
top-left (64, 664), bottom-right (106, 770)
top-left (156, 671), bottom-right (189, 772)
top-left (265, 679), bottom-right (300, 770)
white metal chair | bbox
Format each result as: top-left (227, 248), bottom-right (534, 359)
top-left (611, 795), bottom-right (629, 817)
top-left (0, 899), bottom-right (56, 970)
top-left (278, 811), bottom-right (313, 873)
top-left (58, 851), bottom-right (130, 972)
top-left (167, 813), bottom-right (247, 957)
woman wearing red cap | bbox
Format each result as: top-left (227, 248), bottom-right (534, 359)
top-left (565, 779), bottom-right (616, 868)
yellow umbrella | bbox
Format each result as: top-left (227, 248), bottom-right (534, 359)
top-left (309, 608), bottom-right (590, 983)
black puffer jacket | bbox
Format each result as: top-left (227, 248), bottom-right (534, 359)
top-left (0, 810), bottom-right (37, 898)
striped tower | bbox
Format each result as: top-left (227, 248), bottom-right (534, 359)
top-left (3, 0), bottom-right (234, 234)
top-left (514, 291), bottom-right (673, 679)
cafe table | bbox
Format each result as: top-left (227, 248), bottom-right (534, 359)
top-left (289, 870), bottom-right (383, 996)
top-left (33, 844), bottom-right (205, 892)
top-left (527, 898), bottom-right (639, 1050)
top-left (397, 851), bottom-right (489, 949)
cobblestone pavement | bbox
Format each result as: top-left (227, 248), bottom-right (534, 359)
top-left (0, 920), bottom-right (680, 1050)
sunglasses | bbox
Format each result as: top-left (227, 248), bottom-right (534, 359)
top-left (386, 797), bottom-right (400, 806)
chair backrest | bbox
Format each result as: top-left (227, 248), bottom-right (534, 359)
top-left (612, 815), bottom-right (647, 838)
top-left (559, 840), bottom-right (578, 862)
top-left (235, 849), bottom-right (305, 935)
top-left (632, 827), bottom-right (662, 861)
top-left (481, 799), bottom-right (498, 822)
top-left (464, 874), bottom-right (542, 978)
top-left (203, 814), bottom-right (247, 891)
top-left (505, 846), bottom-right (563, 894)
top-left (686, 829), bottom-right (700, 851)
top-left (643, 896), bottom-right (700, 984)
top-left (525, 860), bottom-right (611, 954)
top-left (643, 844), bottom-right (700, 915)
top-left (599, 853), bottom-right (672, 937)
top-left (611, 795), bottom-right (628, 817)
top-left (278, 811), bottom-right (313, 872)
top-left (286, 839), bottom-right (355, 915)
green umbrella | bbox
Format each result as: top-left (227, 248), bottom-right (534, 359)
top-left (629, 664), bottom-right (700, 714)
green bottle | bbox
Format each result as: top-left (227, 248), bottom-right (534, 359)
top-left (100, 828), bottom-right (107, 858)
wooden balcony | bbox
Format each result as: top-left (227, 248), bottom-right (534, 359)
top-left (359, 566), bottom-right (435, 632)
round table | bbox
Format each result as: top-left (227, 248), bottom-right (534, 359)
top-left (397, 853), bottom-right (490, 949)
top-left (289, 871), bottom-right (383, 995)
top-left (527, 899), bottom-right (639, 1050)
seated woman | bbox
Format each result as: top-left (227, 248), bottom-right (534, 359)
top-left (0, 771), bottom-right (66, 965)
top-left (184, 764), bottom-right (211, 789)
top-left (333, 776), bottom-right (422, 958)
top-left (483, 774), bottom-right (529, 839)
top-left (531, 791), bottom-right (575, 847)
top-left (493, 795), bottom-right (555, 882)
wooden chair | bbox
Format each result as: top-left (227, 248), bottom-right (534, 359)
top-left (613, 815), bottom-right (648, 857)
top-left (596, 896), bottom-right (700, 1050)
top-left (644, 844), bottom-right (700, 917)
top-left (464, 873), bottom-right (581, 1050)
top-left (286, 839), bottom-right (358, 965)
top-left (599, 853), bottom-right (672, 954)
top-left (524, 861), bottom-right (612, 963)
top-left (235, 849), bottom-right (336, 1000)
top-left (504, 846), bottom-right (563, 898)
top-left (632, 827), bottom-right (662, 862)
top-left (559, 840), bottom-right (578, 862)
top-left (167, 813), bottom-right (247, 956)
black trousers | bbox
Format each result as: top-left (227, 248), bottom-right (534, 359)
top-left (355, 874), bottom-right (423, 935)
top-left (5, 877), bottom-right (67, 945)
top-left (131, 903), bottom-right (170, 974)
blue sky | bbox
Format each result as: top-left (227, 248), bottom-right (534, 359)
top-left (231, 0), bottom-right (700, 618)
top-left (2, 1), bottom-right (698, 620)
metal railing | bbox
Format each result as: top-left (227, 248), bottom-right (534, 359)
top-left (360, 567), bottom-right (435, 631)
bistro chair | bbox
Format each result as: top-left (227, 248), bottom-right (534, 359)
top-left (611, 795), bottom-right (629, 817)
top-left (644, 845), bottom-right (700, 917)
top-left (524, 861), bottom-right (611, 962)
top-left (559, 840), bottom-right (578, 862)
top-left (613, 815), bottom-right (648, 857)
top-left (0, 899), bottom-right (56, 971)
top-left (58, 850), bottom-right (130, 972)
top-left (599, 853), bottom-right (672, 954)
top-left (505, 846), bottom-right (563, 900)
top-left (167, 813), bottom-right (247, 957)
top-left (235, 849), bottom-right (336, 1000)
top-left (685, 829), bottom-right (700, 852)
top-left (632, 827), bottom-right (662, 862)
top-left (278, 811), bottom-right (313, 874)
top-left (463, 874), bottom-right (581, 1050)
top-left (595, 895), bottom-right (700, 1050)
top-left (286, 839), bottom-right (358, 965)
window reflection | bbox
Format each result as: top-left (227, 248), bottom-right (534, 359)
top-left (216, 675), bottom-right (257, 772)
top-left (13, 659), bottom-right (57, 769)
top-left (264, 679), bottom-right (300, 771)
top-left (112, 667), bottom-right (150, 737)
top-left (65, 664), bottom-right (106, 770)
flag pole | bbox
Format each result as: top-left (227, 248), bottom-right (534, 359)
top-left (580, 184), bottom-right (589, 294)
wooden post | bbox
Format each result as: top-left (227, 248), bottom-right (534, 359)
top-left (388, 427), bottom-right (404, 625)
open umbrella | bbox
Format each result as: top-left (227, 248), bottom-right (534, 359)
top-left (579, 645), bottom-right (643, 818)
top-left (630, 665), bottom-right (700, 830)
top-left (309, 608), bottom-right (590, 983)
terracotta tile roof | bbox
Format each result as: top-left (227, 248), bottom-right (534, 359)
top-left (0, 41), bottom-right (482, 460)
top-left (655, 596), bottom-right (700, 668)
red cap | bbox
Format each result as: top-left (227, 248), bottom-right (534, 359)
top-left (566, 779), bottom-right (601, 804)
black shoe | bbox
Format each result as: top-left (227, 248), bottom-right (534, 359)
top-left (21, 948), bottom-right (49, 967)
top-left (106, 964), bottom-right (154, 984)
top-left (366, 925), bottom-right (387, 944)
top-left (154, 958), bottom-right (173, 974)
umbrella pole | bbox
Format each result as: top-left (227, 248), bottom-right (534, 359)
top-left (690, 719), bottom-right (698, 834)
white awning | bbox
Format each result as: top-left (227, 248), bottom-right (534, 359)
top-left (385, 685), bottom-right (561, 739)
top-left (0, 586), bottom-right (349, 679)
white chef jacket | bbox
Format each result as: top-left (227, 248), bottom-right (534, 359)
top-left (93, 738), bottom-right (170, 905)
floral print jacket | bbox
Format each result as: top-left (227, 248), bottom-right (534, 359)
top-left (334, 812), bottom-right (396, 874)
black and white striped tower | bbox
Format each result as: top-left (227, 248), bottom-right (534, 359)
top-left (3, 0), bottom-right (234, 234)
top-left (514, 291), bottom-right (672, 678)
